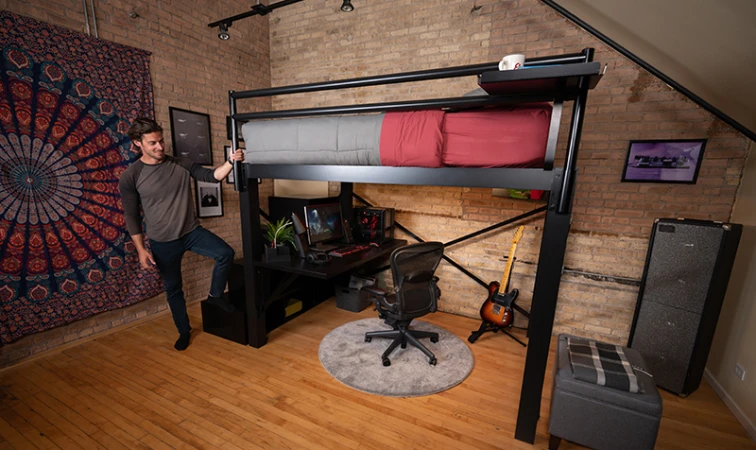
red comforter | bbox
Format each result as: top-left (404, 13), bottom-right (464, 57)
top-left (379, 104), bottom-right (552, 168)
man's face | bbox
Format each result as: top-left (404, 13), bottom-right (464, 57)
top-left (135, 131), bottom-right (166, 163)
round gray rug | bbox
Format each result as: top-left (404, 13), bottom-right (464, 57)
top-left (318, 318), bottom-right (474, 397)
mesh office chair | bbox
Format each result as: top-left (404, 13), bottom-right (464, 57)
top-left (362, 242), bottom-right (444, 366)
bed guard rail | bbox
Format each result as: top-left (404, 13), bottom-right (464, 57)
top-left (229, 48), bottom-right (597, 215)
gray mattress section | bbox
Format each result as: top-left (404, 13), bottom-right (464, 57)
top-left (241, 114), bottom-right (384, 165)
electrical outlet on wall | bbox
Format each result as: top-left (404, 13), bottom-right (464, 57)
top-left (735, 364), bottom-right (746, 381)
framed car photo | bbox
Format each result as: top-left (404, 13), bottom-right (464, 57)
top-left (621, 139), bottom-right (706, 184)
top-left (169, 107), bottom-right (212, 165)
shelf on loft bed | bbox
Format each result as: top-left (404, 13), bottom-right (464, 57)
top-left (478, 61), bottom-right (602, 98)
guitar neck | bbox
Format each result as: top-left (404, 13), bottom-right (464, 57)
top-left (498, 243), bottom-right (518, 294)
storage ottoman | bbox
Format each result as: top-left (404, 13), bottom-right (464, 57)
top-left (548, 334), bottom-right (663, 450)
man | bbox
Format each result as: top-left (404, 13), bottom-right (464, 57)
top-left (119, 117), bottom-right (244, 350)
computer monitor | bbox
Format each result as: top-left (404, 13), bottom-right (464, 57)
top-left (304, 202), bottom-right (344, 246)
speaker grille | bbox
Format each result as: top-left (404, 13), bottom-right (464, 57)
top-left (642, 223), bottom-right (723, 314)
top-left (631, 300), bottom-right (701, 393)
top-left (630, 219), bottom-right (741, 396)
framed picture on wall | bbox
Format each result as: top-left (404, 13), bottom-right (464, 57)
top-left (169, 107), bottom-right (212, 165)
top-left (621, 139), bottom-right (706, 184)
top-left (196, 177), bottom-right (223, 218)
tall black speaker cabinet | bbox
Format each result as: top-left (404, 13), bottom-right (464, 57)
top-left (628, 218), bottom-right (742, 396)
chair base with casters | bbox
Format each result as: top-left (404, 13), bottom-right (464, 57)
top-left (365, 321), bottom-right (439, 366)
top-left (361, 242), bottom-right (445, 368)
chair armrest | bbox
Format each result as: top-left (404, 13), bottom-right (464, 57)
top-left (431, 277), bottom-right (441, 311)
top-left (361, 286), bottom-right (397, 314)
top-left (361, 286), bottom-right (387, 297)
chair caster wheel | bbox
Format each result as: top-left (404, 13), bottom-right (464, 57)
top-left (365, 337), bottom-right (372, 342)
top-left (429, 358), bottom-right (437, 366)
top-left (383, 359), bottom-right (391, 367)
top-left (401, 342), bottom-right (407, 349)
top-left (430, 336), bottom-right (438, 343)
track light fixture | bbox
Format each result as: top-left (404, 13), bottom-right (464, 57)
top-left (210, 0), bottom-right (353, 40)
top-left (209, 0), bottom-right (304, 39)
top-left (218, 22), bottom-right (230, 40)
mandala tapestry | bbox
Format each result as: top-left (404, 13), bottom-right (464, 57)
top-left (0, 11), bottom-right (163, 344)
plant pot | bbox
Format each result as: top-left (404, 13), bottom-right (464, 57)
top-left (265, 244), bottom-right (291, 263)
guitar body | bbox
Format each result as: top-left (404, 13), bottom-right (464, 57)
top-left (474, 226), bottom-right (524, 334)
top-left (479, 281), bottom-right (518, 328)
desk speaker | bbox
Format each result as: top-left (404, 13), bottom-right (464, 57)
top-left (628, 218), bottom-right (741, 396)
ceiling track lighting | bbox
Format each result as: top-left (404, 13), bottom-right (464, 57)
top-left (209, 1), bottom-right (354, 40)
top-left (209, 0), bottom-right (305, 40)
top-left (218, 22), bottom-right (230, 40)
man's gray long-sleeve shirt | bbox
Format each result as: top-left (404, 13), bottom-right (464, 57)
top-left (118, 156), bottom-right (218, 242)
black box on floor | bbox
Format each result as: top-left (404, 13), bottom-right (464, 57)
top-left (201, 295), bottom-right (247, 345)
top-left (335, 274), bottom-right (376, 312)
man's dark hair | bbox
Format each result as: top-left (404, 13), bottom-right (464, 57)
top-left (127, 117), bottom-right (163, 142)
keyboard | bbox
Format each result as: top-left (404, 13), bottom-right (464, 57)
top-left (312, 243), bottom-right (339, 252)
top-left (328, 243), bottom-right (371, 257)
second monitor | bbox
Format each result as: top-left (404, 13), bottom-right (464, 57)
top-left (304, 203), bottom-right (344, 250)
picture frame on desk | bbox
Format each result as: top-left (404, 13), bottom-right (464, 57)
top-left (169, 107), bottom-right (212, 165)
top-left (621, 139), bottom-right (706, 184)
top-left (196, 176), bottom-right (223, 218)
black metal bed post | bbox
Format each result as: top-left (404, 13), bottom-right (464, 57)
top-left (232, 92), bottom-right (267, 347)
top-left (514, 48), bottom-right (594, 443)
top-left (229, 92), bottom-right (243, 193)
top-left (240, 183), bottom-right (266, 347)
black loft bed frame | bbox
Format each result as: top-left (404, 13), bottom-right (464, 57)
top-left (228, 48), bottom-right (602, 444)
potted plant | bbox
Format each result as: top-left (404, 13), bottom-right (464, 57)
top-left (263, 218), bottom-right (295, 262)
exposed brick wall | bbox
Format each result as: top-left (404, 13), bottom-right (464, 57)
top-left (270, 0), bottom-right (751, 344)
top-left (1, 0), bottom-right (272, 366)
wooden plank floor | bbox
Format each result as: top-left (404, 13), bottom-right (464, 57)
top-left (0, 299), bottom-right (753, 450)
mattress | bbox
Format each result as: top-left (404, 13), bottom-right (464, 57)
top-left (241, 104), bottom-right (552, 168)
top-left (241, 115), bottom-right (384, 165)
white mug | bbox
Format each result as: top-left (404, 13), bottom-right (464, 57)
top-left (499, 54), bottom-right (525, 71)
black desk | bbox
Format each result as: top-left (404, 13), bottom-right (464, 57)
top-left (252, 239), bottom-right (406, 279)
top-left (204, 239), bottom-right (407, 348)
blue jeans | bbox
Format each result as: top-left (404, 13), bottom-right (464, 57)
top-left (150, 227), bottom-right (234, 334)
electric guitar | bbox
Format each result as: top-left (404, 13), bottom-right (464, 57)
top-left (479, 226), bottom-right (524, 328)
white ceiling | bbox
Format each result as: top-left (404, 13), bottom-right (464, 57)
top-left (553, 0), bottom-right (756, 139)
